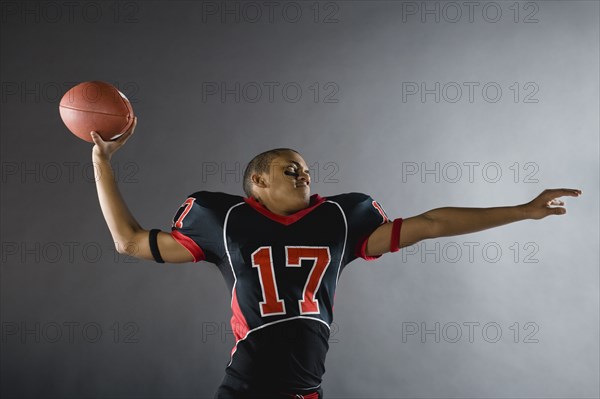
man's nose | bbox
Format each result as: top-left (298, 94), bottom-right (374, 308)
top-left (298, 170), bottom-right (310, 184)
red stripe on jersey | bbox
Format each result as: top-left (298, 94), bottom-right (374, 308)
top-left (173, 197), bottom-right (196, 229)
top-left (280, 391), bottom-right (320, 398)
top-left (372, 200), bottom-right (389, 223)
top-left (170, 230), bottom-right (206, 262)
top-left (390, 218), bottom-right (403, 252)
top-left (244, 194), bottom-right (326, 226)
top-left (230, 286), bottom-right (250, 356)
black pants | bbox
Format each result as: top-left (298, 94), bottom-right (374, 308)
top-left (214, 374), bottom-right (324, 399)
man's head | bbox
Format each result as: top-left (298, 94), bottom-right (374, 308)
top-left (243, 148), bottom-right (311, 216)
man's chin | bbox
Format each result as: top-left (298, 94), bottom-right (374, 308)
top-left (292, 191), bottom-right (310, 209)
top-left (299, 190), bottom-right (310, 202)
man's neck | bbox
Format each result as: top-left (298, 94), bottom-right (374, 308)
top-left (254, 196), bottom-right (305, 217)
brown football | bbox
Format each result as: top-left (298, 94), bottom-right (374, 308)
top-left (59, 81), bottom-right (134, 143)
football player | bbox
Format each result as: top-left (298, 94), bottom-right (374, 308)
top-left (90, 118), bottom-right (582, 398)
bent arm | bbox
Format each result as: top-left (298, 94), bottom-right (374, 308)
top-left (93, 153), bottom-right (193, 263)
top-left (90, 121), bottom-right (193, 263)
top-left (92, 152), bottom-right (140, 249)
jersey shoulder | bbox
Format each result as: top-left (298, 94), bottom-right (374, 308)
top-left (172, 191), bottom-right (245, 228)
top-left (187, 191), bottom-right (245, 211)
top-left (325, 192), bottom-right (375, 209)
top-left (325, 192), bottom-right (390, 224)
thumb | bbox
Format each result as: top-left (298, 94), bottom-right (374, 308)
top-left (550, 207), bottom-right (566, 216)
top-left (90, 131), bottom-right (103, 144)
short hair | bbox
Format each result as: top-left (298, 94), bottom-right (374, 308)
top-left (243, 148), bottom-right (300, 198)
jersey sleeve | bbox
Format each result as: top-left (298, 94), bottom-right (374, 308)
top-left (170, 191), bottom-right (239, 264)
top-left (345, 193), bottom-right (392, 263)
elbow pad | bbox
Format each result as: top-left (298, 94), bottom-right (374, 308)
top-left (149, 229), bottom-right (165, 263)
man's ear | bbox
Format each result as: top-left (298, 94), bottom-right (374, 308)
top-left (251, 173), bottom-right (267, 188)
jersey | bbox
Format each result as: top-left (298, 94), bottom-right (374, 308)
top-left (170, 191), bottom-right (392, 392)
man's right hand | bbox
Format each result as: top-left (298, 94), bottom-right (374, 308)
top-left (91, 116), bottom-right (137, 160)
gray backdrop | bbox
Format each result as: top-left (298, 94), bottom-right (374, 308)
top-left (1, 1), bottom-right (598, 398)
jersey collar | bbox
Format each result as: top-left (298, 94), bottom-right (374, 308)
top-left (243, 194), bottom-right (326, 226)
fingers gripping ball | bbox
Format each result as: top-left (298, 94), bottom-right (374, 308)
top-left (59, 81), bottom-right (135, 143)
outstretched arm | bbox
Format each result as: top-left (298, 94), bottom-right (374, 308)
top-left (365, 188), bottom-right (582, 257)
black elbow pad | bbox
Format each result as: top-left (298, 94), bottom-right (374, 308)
top-left (149, 229), bottom-right (165, 263)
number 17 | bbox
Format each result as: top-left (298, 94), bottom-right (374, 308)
top-left (251, 246), bottom-right (331, 317)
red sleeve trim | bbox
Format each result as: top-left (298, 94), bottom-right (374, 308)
top-left (390, 218), bottom-right (403, 253)
top-left (356, 235), bottom-right (382, 261)
top-left (170, 230), bottom-right (206, 262)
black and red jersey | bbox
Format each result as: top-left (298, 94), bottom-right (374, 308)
top-left (170, 191), bottom-right (393, 392)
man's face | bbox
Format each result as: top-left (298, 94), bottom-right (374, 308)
top-left (253, 151), bottom-right (312, 215)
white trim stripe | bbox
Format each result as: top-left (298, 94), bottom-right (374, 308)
top-left (325, 200), bottom-right (348, 285)
top-left (223, 201), bottom-right (246, 367)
